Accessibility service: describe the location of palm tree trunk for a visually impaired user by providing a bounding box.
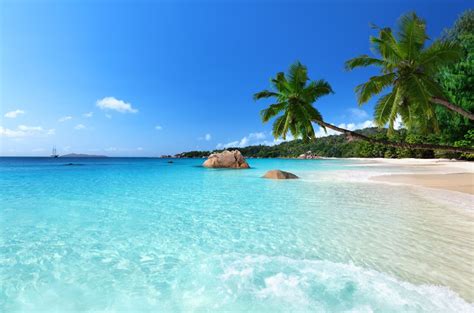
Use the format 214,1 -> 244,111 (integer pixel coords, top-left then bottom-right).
431,97 -> 474,121
316,120 -> 474,154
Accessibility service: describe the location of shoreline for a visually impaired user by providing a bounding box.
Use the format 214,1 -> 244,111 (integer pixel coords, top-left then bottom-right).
304,158 -> 473,212
371,173 -> 474,195
348,158 -> 473,195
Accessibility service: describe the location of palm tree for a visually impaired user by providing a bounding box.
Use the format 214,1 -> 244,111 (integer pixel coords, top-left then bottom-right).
254,62 -> 333,141
254,62 -> 474,153
345,12 -> 474,132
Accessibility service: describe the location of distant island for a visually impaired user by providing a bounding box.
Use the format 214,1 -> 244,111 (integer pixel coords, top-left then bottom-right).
60,153 -> 108,158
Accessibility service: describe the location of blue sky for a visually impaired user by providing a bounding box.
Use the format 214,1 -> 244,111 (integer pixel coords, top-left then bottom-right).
1,0 -> 471,156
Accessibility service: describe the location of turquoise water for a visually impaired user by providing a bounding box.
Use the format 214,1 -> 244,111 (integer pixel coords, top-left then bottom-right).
0,157 -> 473,312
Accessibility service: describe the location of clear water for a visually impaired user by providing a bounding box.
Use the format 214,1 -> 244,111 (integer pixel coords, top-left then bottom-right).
0,157 -> 472,312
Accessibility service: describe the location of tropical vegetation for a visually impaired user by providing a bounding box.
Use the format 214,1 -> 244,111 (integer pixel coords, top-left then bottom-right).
180,10 -> 473,159
436,10 -> 474,143
179,127 -> 472,160
253,11 -> 473,154
345,12 -> 473,133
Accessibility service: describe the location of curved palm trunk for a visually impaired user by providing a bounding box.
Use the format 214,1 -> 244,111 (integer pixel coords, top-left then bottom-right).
316,120 -> 474,154
431,97 -> 474,121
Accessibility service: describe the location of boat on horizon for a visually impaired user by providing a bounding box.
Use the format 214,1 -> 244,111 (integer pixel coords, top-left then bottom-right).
51,147 -> 59,158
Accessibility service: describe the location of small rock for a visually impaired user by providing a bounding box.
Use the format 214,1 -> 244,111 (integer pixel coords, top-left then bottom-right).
262,170 -> 298,179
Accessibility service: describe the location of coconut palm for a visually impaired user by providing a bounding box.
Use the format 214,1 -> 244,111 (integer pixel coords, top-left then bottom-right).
254,61 -> 474,153
345,12 -> 474,132
253,62 -> 333,142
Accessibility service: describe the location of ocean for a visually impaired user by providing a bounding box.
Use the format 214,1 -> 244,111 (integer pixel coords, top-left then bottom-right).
0,157 -> 472,312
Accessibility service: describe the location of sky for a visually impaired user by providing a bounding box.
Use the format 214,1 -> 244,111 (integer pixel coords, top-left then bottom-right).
0,0 -> 471,156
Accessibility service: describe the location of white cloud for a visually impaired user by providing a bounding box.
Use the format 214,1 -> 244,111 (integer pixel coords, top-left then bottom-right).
18,125 -> 42,131
74,124 -> 85,130
314,118 -> 404,138
393,115 -> 403,130
198,133 -> 212,141
58,116 -> 73,122
216,132 -> 287,149
105,114 -> 112,119
155,125 -> 163,130
217,119 -> 383,149
137,147 -> 143,151
96,97 -> 138,113
215,121 -> 378,148
105,147 -> 117,151
348,108 -> 369,120
4,109 -> 25,118
314,120 -> 375,138
0,125 -> 55,138
83,112 -> 93,118
341,120 -> 375,131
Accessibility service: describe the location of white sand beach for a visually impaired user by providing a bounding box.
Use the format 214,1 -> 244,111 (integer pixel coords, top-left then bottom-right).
308,158 -> 473,212
372,173 -> 473,194
357,158 -> 473,195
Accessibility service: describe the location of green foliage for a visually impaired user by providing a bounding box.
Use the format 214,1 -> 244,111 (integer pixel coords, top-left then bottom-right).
436,10 -> 474,143
346,12 -> 463,133
454,130 -> 474,160
180,127 -> 462,159
254,61 -> 333,142
177,150 -> 209,158
204,10 -> 474,161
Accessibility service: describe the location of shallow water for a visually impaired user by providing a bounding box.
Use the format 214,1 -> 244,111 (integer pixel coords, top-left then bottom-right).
0,157 -> 473,312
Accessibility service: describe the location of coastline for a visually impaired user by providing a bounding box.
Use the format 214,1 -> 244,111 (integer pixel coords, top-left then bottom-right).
372,173 -> 473,195
352,158 -> 473,195
304,158 -> 473,213
334,158 -> 473,194
305,158 -> 474,301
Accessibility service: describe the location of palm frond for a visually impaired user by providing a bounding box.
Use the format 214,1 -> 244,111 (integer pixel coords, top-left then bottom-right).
271,72 -> 289,93
272,115 -> 286,139
282,110 -> 293,140
404,74 -> 433,119
370,28 -> 402,62
418,74 -> 445,99
388,89 -> 402,132
306,105 -> 324,124
291,104 -> 317,142
374,91 -> 397,127
288,61 -> 308,90
397,12 -> 427,60
304,79 -> 334,103
260,102 -> 287,123
419,40 -> 463,71
355,73 -> 395,104
312,79 -> 334,95
253,90 -> 279,100
255,62 -> 333,141
345,55 -> 386,71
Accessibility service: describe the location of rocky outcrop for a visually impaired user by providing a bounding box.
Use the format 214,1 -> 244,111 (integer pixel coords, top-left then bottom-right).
262,170 -> 298,179
203,150 -> 250,169
297,150 -> 321,159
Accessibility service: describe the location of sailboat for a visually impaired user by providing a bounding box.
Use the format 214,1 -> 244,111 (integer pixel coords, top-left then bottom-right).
51,146 -> 59,158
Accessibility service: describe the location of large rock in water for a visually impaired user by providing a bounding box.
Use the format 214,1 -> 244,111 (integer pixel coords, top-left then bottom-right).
203,150 -> 250,169
262,170 -> 298,179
